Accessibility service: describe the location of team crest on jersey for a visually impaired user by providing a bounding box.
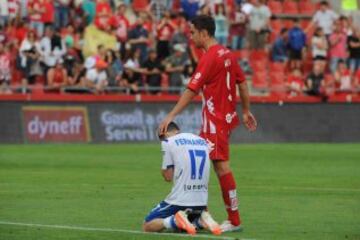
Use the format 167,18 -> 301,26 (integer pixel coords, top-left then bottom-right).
224,59 -> 231,67
195,72 -> 201,79
191,72 -> 202,84
225,112 -> 237,123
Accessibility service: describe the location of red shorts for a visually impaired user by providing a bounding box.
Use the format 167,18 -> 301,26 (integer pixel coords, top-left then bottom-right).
200,129 -> 230,161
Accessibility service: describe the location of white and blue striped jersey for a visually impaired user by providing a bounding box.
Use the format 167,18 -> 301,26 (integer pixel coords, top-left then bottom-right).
161,133 -> 210,206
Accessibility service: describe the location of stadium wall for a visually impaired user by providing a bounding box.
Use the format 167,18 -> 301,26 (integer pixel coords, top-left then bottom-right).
0,102 -> 359,143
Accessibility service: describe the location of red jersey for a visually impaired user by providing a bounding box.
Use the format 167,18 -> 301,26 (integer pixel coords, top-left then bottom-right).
157,23 -> 175,41
28,0 -> 44,22
188,44 -> 245,133
42,1 -> 54,23
114,15 -> 130,42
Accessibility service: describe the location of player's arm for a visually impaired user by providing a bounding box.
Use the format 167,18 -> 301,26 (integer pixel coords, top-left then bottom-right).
158,89 -> 197,135
158,56 -> 210,135
162,168 -> 174,182
238,82 -> 257,132
161,141 -> 174,182
234,56 -> 257,132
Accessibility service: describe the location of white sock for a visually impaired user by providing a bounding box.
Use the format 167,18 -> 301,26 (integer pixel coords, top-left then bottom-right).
163,216 -> 176,229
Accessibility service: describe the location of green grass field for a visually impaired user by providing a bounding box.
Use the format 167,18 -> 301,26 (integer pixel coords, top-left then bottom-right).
0,144 -> 359,240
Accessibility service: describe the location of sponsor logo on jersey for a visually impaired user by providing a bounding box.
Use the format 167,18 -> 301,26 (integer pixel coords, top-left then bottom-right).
183,184 -> 208,191
206,96 -> 215,115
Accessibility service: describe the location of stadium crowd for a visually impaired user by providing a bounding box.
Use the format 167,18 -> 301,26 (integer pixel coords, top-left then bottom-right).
0,0 -> 359,98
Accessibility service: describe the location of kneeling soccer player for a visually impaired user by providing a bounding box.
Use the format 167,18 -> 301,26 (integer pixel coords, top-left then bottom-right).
143,122 -> 221,235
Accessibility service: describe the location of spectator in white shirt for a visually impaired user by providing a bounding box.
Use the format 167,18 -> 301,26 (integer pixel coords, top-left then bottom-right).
85,58 -> 108,94
311,27 -> 328,72
307,1 -> 339,36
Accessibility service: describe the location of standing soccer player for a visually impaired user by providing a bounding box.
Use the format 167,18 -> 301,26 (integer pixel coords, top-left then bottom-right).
158,15 -> 257,232
143,122 -> 221,235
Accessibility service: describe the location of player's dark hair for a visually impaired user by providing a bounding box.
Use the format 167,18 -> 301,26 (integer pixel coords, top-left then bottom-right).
320,1 -> 329,6
158,122 -> 180,141
191,15 -> 216,37
167,122 -> 180,132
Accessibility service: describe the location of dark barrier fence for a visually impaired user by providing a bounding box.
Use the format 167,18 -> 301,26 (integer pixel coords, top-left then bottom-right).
0,102 -> 359,143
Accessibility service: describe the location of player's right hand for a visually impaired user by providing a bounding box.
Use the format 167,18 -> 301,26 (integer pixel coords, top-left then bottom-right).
158,115 -> 174,136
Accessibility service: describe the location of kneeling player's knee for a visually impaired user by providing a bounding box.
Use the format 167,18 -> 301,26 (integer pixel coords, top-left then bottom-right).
143,223 -> 151,232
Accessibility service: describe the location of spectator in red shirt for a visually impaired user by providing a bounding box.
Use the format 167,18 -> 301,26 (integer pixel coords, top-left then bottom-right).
286,68 -> 305,97
113,3 -> 130,59
329,21 -> 348,73
0,43 -> 11,94
28,0 -> 46,37
8,0 -> 20,21
354,68 -> 360,93
14,20 -> 29,45
156,11 -> 176,61
94,0 -> 112,31
43,0 -> 55,27
334,60 -> 353,93
47,58 -> 68,92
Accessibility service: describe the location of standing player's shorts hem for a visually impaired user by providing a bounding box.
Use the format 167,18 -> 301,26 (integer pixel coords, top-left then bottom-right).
144,201 -> 206,222
200,129 -> 230,161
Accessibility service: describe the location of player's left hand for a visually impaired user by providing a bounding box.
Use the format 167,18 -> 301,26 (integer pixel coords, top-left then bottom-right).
243,111 -> 257,132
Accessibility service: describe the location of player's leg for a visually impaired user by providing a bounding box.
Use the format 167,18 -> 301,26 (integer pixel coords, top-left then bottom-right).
213,160 -> 242,232
143,201 -> 196,234
201,130 -> 242,232
143,218 -> 169,232
143,201 -> 179,232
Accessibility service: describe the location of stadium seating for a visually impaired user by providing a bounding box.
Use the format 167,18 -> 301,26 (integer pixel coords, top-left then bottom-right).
252,71 -> 268,89
282,1 -> 299,15
268,0 -> 283,15
269,62 -> 287,73
250,60 -> 267,72
269,72 -> 286,93
299,1 -> 316,15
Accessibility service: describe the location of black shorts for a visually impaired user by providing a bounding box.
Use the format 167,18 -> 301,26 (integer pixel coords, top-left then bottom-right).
289,49 -> 302,60
313,55 -> 326,61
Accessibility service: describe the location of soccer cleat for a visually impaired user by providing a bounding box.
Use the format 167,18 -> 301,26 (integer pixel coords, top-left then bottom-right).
220,220 -> 243,232
175,211 -> 196,235
199,211 -> 222,235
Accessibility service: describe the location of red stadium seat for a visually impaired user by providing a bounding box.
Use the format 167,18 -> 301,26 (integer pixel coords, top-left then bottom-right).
249,50 -> 268,61
300,19 -> 311,29
270,19 -> 283,33
299,1 -> 316,15
282,1 -> 299,15
269,72 -> 286,92
252,71 -> 268,89
251,60 -> 268,72
268,0 -> 283,15
269,62 -> 286,72
233,49 -> 249,60
283,19 -> 294,29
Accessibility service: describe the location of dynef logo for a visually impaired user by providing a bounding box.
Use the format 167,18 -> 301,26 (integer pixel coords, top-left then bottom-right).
22,106 -> 91,143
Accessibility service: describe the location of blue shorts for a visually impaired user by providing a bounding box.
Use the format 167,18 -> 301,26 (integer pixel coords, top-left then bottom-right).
144,201 -> 206,222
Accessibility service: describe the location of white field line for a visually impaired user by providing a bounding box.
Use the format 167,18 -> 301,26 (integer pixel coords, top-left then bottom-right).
239,185 -> 360,193
0,221 -> 255,240
0,184 -> 359,193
